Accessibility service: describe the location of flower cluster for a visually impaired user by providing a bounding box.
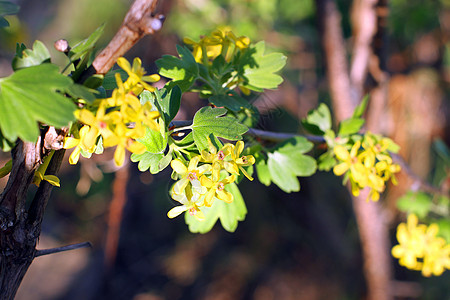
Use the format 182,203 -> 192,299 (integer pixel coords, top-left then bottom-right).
183,29 -> 250,64
167,139 -> 255,221
64,57 -> 160,166
333,132 -> 401,201
392,214 -> 450,277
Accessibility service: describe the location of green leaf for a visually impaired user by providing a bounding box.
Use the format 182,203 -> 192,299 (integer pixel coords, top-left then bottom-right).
396,191 -> 432,219
103,69 -> 128,90
144,86 -> 181,124
131,152 -> 164,174
0,64 -> 76,142
255,158 -> 271,186
137,127 -> 167,154
338,118 -> 365,136
0,1 -> 19,16
185,182 -> 247,233
240,41 -> 286,90
0,129 -> 14,151
436,218 -> 450,244
65,83 -> 97,103
317,150 -> 337,171
156,45 -> 199,92
267,137 -> 317,192
12,40 -> 51,70
209,93 -> 252,112
302,103 -> 332,135
69,24 -> 105,62
0,1 -> 19,28
353,94 -> 369,118
192,107 -> 248,150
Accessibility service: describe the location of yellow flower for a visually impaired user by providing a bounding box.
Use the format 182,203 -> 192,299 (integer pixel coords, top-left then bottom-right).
200,163 -> 236,206
168,184 -> 205,221
104,123 -> 146,166
333,141 -> 368,189
171,156 -> 211,195
200,138 -> 233,167
226,140 -> 255,181
117,57 -> 160,93
64,125 -> 97,164
392,214 -> 450,277
184,29 -> 251,64
74,102 -> 115,150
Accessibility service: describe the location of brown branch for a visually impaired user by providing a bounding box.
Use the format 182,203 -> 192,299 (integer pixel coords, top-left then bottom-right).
316,0 -> 356,121
92,0 -> 164,74
35,242 -> 92,258
104,162 -> 130,267
317,1 -> 392,299
350,0 -> 378,101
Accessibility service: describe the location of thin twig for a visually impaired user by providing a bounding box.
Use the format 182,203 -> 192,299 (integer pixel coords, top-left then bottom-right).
391,153 -> 448,197
35,242 -> 92,258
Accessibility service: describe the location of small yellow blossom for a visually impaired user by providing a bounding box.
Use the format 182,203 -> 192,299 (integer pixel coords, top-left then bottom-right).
333,133 -> 401,201
200,163 -> 236,206
69,57 -> 162,167
168,184 -> 205,221
226,140 -> 255,181
392,214 -> 450,277
117,57 -> 160,93
64,125 -> 97,164
171,156 -> 211,195
184,29 -> 250,64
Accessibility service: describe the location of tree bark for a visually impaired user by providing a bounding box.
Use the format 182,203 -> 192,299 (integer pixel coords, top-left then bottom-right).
316,0 -> 392,299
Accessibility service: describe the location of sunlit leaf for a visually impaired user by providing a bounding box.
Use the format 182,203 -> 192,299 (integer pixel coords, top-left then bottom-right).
0,64 -> 76,142
240,41 -> 286,90
156,45 -> 199,92
12,40 -> 51,70
185,182 -> 247,233
192,107 -> 248,150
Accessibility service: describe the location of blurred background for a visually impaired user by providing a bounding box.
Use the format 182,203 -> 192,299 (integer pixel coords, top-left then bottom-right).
0,0 -> 449,299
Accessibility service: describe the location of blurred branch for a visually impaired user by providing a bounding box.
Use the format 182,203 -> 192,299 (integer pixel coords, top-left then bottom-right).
104,161 -> 130,267
316,0 -> 356,120
35,242 -> 92,258
316,0 -> 392,299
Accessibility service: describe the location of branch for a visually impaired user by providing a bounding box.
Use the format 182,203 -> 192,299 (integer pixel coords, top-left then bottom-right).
92,0 -> 164,74
316,1 -> 392,299
35,242 -> 92,258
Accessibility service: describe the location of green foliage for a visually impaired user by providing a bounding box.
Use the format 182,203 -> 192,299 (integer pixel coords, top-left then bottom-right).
260,137 -> 317,192
191,107 -> 248,150
69,24 -> 105,62
352,95 -> 369,118
141,86 -> 181,124
0,0 -> 19,28
137,127 -> 168,154
240,41 -> 287,90
185,182 -> 247,233
0,64 -> 76,143
12,40 -> 51,70
436,218 -> 450,244
338,118 -> 365,136
156,45 -> 199,92
397,191 -> 433,219
131,151 -> 171,174
209,93 -> 253,112
301,103 -> 332,135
